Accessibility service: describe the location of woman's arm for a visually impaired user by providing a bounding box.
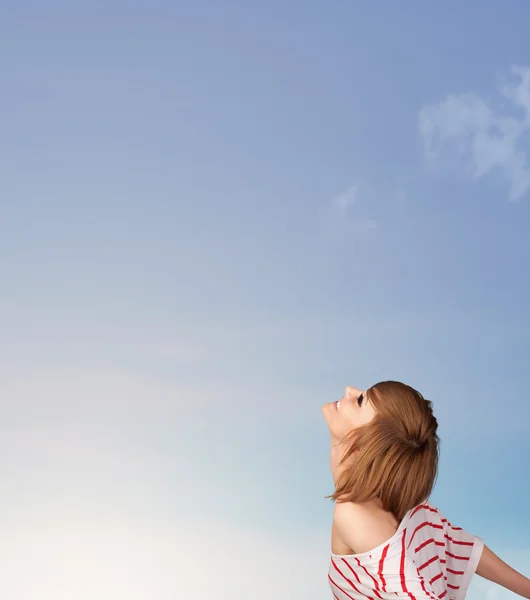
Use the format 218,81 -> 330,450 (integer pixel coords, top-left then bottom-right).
477,544 -> 530,598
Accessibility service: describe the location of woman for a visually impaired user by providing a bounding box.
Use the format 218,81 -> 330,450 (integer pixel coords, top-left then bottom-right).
322,382 -> 530,600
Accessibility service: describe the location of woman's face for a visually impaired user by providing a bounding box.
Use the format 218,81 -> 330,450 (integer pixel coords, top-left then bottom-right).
322,385 -> 377,441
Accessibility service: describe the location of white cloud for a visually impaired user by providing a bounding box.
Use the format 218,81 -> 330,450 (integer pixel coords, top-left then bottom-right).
333,183 -> 358,217
328,182 -> 379,238
419,65 -> 530,201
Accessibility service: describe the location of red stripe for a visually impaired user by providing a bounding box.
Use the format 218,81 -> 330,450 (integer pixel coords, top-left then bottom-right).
329,574 -> 356,600
445,534 -> 473,546
342,560 -> 362,584
447,584 -> 460,590
378,544 -> 389,592
400,532 -> 407,591
418,574 -> 439,600
415,538 -> 434,553
333,594 -> 340,600
419,555 -> 438,571
400,530 -> 417,600
447,550 -> 471,561
408,521 -> 444,548
410,504 -> 435,518
440,517 -> 463,532
439,591 -> 447,598
415,538 -> 444,553
429,572 -> 443,585
355,557 -> 384,598
447,567 -> 465,575
331,558 -> 376,600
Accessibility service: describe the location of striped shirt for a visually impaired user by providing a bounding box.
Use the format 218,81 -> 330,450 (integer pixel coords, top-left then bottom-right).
328,502 -> 484,600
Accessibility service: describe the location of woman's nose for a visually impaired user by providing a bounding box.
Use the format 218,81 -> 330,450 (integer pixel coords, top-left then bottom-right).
345,385 -> 362,399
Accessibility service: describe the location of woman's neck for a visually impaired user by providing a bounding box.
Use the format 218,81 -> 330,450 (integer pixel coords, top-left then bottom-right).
330,437 -> 345,484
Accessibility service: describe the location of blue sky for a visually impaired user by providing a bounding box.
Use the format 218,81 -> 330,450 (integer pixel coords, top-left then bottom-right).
1,1 -> 530,598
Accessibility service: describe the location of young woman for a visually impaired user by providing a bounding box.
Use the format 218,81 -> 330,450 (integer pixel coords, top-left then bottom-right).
322,381 -> 530,600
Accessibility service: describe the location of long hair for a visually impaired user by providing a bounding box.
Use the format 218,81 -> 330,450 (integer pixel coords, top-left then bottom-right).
326,381 -> 440,522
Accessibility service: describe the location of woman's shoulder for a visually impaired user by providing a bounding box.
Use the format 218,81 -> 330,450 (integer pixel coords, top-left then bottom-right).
333,501 -> 400,556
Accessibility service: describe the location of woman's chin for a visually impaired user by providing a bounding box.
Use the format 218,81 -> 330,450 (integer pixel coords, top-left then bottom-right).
321,402 -> 337,428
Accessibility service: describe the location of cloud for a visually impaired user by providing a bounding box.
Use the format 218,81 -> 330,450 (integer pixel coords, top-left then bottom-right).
332,183 -> 358,217
419,66 -> 530,201
328,182 -> 378,237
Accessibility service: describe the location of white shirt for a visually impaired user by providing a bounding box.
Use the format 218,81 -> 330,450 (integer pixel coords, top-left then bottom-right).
328,502 -> 484,600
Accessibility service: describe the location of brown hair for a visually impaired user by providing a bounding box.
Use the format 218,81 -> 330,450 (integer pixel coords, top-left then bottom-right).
326,381 -> 440,522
